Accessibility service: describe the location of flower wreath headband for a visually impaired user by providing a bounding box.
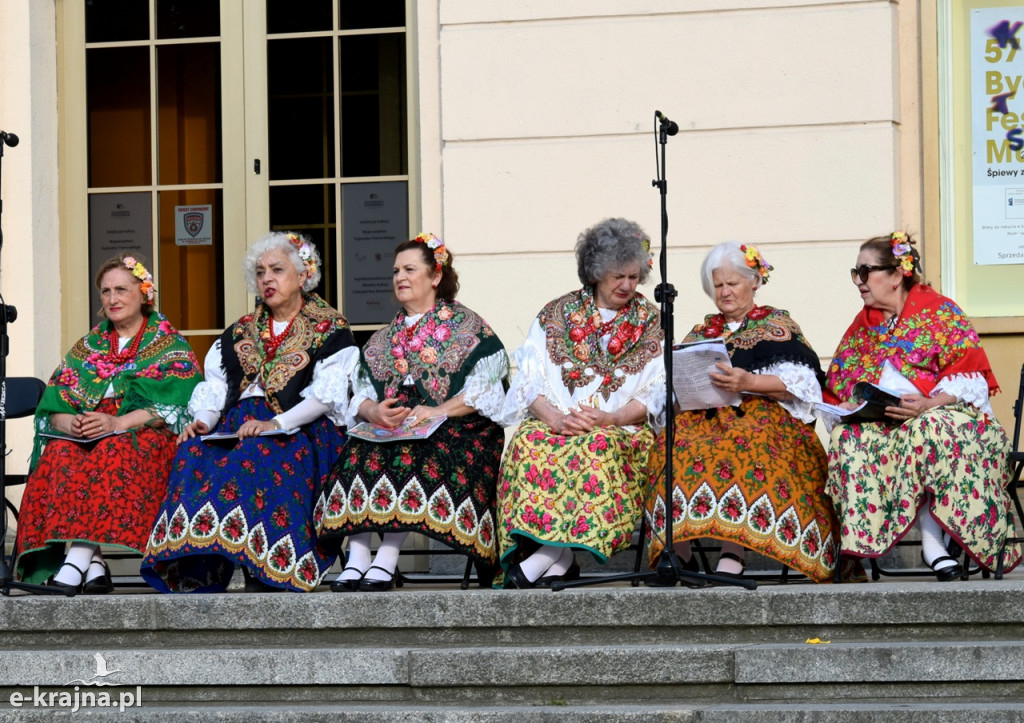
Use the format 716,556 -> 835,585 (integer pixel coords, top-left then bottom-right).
740,244 -> 773,285
414,232 -> 449,273
286,233 -> 318,277
122,256 -> 155,302
889,231 -> 919,277
640,237 -> 654,270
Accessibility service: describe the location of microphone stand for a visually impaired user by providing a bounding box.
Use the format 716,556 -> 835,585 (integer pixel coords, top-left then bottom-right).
0,131 -> 69,596
553,112 -> 754,591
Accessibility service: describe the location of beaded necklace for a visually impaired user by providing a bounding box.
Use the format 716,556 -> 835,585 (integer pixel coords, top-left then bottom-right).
260,306 -> 302,360
105,320 -> 148,365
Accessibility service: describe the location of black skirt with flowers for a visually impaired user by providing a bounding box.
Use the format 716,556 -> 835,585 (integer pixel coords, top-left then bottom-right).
314,393 -> 503,567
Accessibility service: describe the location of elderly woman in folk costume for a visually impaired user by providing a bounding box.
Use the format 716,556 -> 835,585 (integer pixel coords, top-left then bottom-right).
141,232 -> 357,592
824,232 -> 1020,581
315,233 -> 509,592
496,217 -> 665,588
644,242 -> 838,584
15,255 -> 201,593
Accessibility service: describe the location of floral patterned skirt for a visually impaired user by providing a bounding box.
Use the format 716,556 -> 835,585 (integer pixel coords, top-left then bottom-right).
826,403 -> 1021,573
644,397 -> 839,583
496,419 -> 655,584
15,398 -> 178,584
315,413 -> 503,566
141,397 -> 345,592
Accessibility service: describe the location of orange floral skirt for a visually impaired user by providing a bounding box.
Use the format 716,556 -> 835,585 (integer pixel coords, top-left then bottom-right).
645,396 -> 839,582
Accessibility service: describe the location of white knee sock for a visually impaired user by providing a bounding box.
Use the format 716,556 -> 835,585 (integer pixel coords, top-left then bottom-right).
55,544 -> 96,585
519,545 -> 564,582
364,532 -> 408,582
542,547 -> 575,578
341,533 -> 373,581
85,548 -> 106,583
715,542 -> 745,575
919,512 -> 957,571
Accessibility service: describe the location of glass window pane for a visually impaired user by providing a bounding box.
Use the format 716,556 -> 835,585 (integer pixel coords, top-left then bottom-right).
88,47 -> 152,188
340,34 -> 407,177
267,38 -> 335,180
158,189 -> 225,331
266,0 -> 332,34
157,43 -> 223,185
269,185 -> 336,306
339,1 -> 405,30
86,0 -> 149,43
156,0 -> 220,39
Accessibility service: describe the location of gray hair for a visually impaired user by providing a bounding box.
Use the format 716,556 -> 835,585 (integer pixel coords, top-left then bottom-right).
575,217 -> 652,286
699,241 -> 762,299
242,231 -> 322,293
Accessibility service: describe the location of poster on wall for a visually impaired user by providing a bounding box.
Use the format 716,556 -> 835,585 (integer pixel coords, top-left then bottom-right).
174,204 -> 213,246
341,181 -> 407,324
971,7 -> 1024,265
88,192 -> 152,320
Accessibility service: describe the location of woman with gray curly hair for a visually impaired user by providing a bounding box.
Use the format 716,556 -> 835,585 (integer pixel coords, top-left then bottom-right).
495,218 -> 666,588
141,231 -> 359,593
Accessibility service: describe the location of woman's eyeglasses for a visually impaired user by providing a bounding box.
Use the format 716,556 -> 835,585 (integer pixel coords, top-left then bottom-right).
850,264 -> 898,284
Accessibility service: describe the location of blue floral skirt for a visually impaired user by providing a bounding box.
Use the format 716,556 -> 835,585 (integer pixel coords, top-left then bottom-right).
141,397 -> 345,592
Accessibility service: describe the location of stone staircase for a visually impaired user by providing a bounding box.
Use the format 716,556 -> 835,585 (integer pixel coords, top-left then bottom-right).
1,574 -> 1024,720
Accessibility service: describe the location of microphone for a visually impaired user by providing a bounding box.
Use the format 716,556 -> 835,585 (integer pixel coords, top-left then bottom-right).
655,111 -> 678,136
0,131 -> 19,147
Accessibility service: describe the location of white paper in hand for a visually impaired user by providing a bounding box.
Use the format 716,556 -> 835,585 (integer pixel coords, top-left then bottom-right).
671,339 -> 743,411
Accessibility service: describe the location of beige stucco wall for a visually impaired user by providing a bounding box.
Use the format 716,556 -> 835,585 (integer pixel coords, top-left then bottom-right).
427,0 -> 916,397
0,0 -> 61,483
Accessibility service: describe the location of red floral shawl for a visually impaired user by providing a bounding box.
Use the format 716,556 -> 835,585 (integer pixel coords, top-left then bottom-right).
824,284 -> 998,404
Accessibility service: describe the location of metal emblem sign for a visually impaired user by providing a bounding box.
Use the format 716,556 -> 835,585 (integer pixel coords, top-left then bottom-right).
175,205 -> 213,246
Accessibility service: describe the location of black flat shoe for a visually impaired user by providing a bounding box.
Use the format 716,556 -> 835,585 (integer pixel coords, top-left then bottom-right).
82,561 -> 114,595
330,566 -> 365,592
923,553 -> 963,582
358,565 -> 400,592
46,561 -> 85,596
505,563 -> 535,589
644,553 -> 702,588
536,559 -> 581,588
243,567 -> 285,592
710,551 -> 746,585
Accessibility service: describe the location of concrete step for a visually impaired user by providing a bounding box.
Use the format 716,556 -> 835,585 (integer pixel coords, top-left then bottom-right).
3,703 -> 1024,722
2,579 -> 1024,713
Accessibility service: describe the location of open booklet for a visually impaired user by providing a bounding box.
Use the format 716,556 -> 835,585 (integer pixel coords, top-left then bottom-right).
815,381 -> 902,424
40,429 -> 129,444
671,339 -> 743,411
347,415 -> 448,443
201,427 -> 299,442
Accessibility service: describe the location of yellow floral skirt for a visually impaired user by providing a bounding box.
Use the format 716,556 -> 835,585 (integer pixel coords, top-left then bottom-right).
496,419 -> 655,582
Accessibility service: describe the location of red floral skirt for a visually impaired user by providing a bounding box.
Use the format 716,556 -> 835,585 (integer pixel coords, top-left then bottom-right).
15,398 -> 178,584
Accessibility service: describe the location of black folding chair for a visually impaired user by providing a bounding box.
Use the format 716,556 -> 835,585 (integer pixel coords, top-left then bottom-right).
2,377 -> 46,523
996,362 -> 1024,580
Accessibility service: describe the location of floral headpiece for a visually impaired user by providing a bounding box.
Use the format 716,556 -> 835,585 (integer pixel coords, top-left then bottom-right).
122,256 -> 155,302
414,232 -> 448,273
641,237 -> 654,270
739,244 -> 773,285
889,231 -> 918,277
287,233 -> 317,277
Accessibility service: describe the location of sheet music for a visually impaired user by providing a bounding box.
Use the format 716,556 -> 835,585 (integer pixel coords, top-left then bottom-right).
671,340 -> 742,411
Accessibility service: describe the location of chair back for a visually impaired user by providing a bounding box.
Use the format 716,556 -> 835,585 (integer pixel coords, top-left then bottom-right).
1013,363 -> 1024,461
3,377 -> 46,420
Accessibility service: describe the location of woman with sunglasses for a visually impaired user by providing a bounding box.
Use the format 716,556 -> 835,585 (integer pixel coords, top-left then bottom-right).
824,232 -> 1019,581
